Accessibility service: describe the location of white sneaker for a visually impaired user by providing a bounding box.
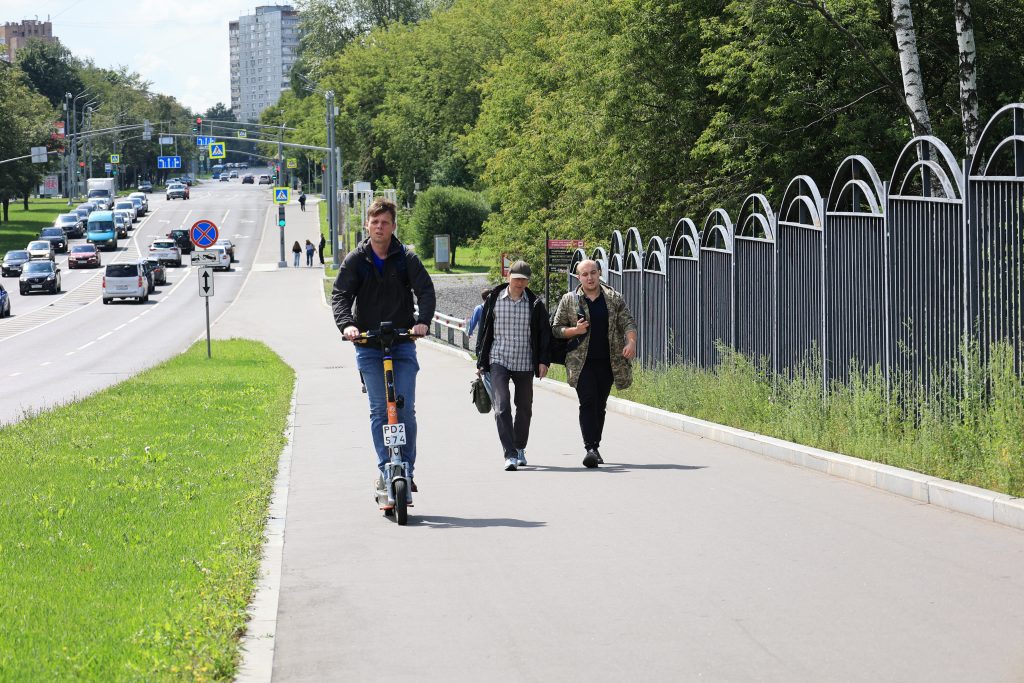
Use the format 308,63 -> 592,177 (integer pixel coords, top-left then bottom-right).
516,448 -> 527,467
504,457 -> 518,471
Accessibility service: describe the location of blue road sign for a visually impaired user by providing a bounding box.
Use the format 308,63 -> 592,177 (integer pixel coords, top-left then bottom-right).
189,219 -> 219,249
157,155 -> 182,169
274,188 -> 291,204
208,142 -> 226,159
196,136 -> 215,146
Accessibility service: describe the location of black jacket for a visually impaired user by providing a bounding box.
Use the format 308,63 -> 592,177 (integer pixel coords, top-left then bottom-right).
332,237 -> 436,338
475,283 -> 551,376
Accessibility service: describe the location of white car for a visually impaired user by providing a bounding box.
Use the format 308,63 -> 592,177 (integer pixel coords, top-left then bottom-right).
113,212 -> 130,238
26,240 -> 55,261
216,239 -> 235,262
113,199 -> 137,222
128,191 -> 149,213
206,245 -> 231,271
149,239 -> 183,267
102,262 -> 148,304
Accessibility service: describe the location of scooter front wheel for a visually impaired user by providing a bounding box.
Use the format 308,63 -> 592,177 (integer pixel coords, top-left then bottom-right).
393,479 -> 408,525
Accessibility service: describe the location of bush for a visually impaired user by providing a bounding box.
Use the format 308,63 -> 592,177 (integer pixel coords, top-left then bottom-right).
411,186 -> 489,266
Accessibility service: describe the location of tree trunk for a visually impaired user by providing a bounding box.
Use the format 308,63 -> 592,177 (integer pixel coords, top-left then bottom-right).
23,194 -> 29,211
450,243 -> 457,268
2,198 -> 8,223
955,0 -> 980,156
891,0 -> 932,136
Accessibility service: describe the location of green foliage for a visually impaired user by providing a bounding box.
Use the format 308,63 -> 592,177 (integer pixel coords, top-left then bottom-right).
410,185 -> 489,265
0,340 -> 294,680
14,38 -> 84,108
0,66 -> 54,216
0,198 -> 69,253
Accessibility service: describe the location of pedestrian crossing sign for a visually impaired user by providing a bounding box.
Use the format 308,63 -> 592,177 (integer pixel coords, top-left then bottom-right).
274,187 -> 290,204
208,142 -> 226,159
286,158 -> 297,169
109,154 -> 120,164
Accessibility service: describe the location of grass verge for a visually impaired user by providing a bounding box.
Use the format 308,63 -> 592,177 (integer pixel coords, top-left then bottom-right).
0,339 -> 295,681
0,198 -> 72,254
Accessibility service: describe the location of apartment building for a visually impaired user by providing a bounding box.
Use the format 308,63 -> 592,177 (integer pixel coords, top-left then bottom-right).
229,5 -> 301,122
0,19 -> 56,62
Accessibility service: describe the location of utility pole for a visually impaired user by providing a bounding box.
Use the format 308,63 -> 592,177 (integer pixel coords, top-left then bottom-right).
325,90 -> 337,267
277,122 -> 287,268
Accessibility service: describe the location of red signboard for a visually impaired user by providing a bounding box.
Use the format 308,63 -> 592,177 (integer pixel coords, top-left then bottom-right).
547,239 -> 585,249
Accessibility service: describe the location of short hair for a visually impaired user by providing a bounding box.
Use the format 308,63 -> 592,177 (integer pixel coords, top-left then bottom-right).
575,259 -> 601,274
481,289 -> 490,301
367,197 -> 397,223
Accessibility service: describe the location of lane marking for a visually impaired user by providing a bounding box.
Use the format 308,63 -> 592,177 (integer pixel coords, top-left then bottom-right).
65,351 -> 75,356
10,372 -> 22,377
97,331 -> 113,339
40,361 -> 51,366
114,324 -> 126,331
77,341 -> 94,350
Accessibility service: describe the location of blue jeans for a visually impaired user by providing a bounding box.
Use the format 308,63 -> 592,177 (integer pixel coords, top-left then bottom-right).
293,252 -> 300,266
355,342 -> 419,477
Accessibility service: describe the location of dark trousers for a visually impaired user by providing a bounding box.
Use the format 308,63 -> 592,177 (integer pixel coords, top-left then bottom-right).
576,358 -> 613,450
318,246 -> 325,264
490,363 -> 534,459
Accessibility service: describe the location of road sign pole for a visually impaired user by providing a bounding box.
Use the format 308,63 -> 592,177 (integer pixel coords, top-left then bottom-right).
206,297 -> 211,359
326,91 -> 336,267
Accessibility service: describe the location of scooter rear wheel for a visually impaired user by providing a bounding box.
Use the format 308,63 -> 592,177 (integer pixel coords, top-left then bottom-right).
393,479 -> 408,525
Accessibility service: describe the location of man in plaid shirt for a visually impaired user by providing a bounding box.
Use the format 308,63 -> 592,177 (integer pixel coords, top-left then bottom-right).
475,260 -> 552,470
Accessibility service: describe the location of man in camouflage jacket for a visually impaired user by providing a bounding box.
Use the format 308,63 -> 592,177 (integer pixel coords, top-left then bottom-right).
552,259 -> 637,468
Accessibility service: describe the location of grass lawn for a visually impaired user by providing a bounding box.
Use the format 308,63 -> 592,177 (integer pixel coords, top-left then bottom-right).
0,339 -> 294,681
0,198 -> 72,254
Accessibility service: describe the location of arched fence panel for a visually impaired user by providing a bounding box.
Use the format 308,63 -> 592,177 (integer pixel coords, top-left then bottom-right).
776,176 -> 825,377
622,247 -> 644,364
590,247 -> 609,283
608,230 -> 624,293
567,248 -> 587,293
641,237 -> 668,367
700,210 -> 735,367
888,136 -> 966,390
825,155 -> 888,383
734,194 -> 776,369
968,104 -> 1024,373
668,218 -> 701,365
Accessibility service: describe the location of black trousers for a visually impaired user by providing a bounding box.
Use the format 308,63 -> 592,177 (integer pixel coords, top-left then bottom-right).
490,363 -> 534,459
576,358 -> 613,450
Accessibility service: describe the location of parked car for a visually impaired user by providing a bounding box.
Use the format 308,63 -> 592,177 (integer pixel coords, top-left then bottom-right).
138,180 -> 153,193
54,213 -> 85,239
166,182 -> 189,200
242,174 -> 255,184
113,199 -> 137,222
2,250 -> 31,277
216,239 -> 235,261
113,212 -> 130,239
149,239 -> 182,267
38,227 -> 68,253
137,259 -> 156,293
146,256 -> 167,285
258,174 -> 272,185
19,260 -> 61,295
0,283 -> 9,318
67,244 -> 101,269
26,240 -> 56,261
102,262 -> 148,303
86,211 -> 118,251
167,228 -> 193,255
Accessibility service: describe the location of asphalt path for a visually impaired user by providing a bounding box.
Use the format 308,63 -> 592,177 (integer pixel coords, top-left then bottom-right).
0,174 -> 280,424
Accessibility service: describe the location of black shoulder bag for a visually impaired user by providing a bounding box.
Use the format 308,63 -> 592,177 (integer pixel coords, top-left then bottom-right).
549,295 -> 587,366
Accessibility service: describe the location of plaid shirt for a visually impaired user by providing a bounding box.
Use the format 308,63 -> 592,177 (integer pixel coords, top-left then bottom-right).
488,288 -> 533,372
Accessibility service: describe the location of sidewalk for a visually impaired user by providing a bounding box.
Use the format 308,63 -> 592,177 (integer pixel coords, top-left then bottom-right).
213,201 -> 1024,682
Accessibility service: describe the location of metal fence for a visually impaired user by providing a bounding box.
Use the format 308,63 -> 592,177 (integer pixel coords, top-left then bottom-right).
578,104 -> 1024,389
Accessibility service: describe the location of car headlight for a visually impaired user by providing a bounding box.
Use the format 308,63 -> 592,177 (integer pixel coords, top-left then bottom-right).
46,274 -> 55,280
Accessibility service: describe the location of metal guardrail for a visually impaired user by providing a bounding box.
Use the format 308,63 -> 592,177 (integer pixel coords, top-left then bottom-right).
431,312 -> 471,350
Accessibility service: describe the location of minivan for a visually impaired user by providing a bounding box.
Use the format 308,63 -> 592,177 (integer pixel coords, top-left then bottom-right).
86,211 -> 118,251
102,262 -> 148,304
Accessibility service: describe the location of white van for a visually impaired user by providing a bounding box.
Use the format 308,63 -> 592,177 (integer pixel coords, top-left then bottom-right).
102,262 -> 148,304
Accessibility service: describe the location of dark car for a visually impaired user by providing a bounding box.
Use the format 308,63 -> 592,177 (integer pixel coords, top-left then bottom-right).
68,244 -> 101,269
137,259 -> 157,293
54,213 -> 85,239
0,283 -> 10,318
19,260 -> 61,295
138,180 -> 153,193
167,228 -> 193,255
145,256 -> 167,285
72,206 -> 91,224
242,174 -> 254,184
2,250 -> 31,277
39,227 -> 68,253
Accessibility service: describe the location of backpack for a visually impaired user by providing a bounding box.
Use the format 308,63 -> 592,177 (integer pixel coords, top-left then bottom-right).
548,294 -> 587,365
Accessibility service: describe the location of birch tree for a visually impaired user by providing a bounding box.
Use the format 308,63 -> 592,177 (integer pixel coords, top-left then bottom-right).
891,0 -> 932,136
955,0 -> 980,156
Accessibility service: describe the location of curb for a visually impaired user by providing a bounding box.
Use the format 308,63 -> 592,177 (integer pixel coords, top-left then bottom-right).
533,376 -> 1024,532
235,384 -> 297,682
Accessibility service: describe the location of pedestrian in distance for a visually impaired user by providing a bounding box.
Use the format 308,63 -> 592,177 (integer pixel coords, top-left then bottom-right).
466,289 -> 490,337
318,233 -> 326,265
475,260 -> 551,471
552,259 -> 636,468
305,239 -> 315,267
332,197 -> 436,492
299,192 -> 307,212
292,240 -> 302,267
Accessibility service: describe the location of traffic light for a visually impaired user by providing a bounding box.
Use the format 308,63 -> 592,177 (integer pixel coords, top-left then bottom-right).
277,206 -> 286,228
192,126 -> 198,133
196,117 -> 203,125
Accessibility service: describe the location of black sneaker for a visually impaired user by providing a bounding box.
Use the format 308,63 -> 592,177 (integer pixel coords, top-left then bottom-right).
595,449 -> 604,465
582,449 -> 600,468
411,479 -> 418,493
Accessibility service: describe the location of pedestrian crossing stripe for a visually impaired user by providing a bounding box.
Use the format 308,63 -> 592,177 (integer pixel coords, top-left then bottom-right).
274,187 -> 290,204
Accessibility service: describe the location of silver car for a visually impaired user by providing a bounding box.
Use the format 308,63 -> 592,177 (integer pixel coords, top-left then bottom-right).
26,240 -> 55,261
102,262 -> 148,304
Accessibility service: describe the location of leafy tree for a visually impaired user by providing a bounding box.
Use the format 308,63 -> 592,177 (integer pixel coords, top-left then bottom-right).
410,185 -> 489,265
14,38 -> 84,108
0,66 -> 54,219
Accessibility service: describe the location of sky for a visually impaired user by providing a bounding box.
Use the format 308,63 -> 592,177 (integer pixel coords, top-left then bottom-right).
3,0 -> 295,113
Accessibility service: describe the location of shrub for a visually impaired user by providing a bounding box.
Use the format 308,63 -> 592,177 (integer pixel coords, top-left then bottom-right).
411,186 -> 490,266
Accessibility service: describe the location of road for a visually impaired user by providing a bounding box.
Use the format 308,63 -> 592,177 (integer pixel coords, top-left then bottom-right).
0,175 -> 281,424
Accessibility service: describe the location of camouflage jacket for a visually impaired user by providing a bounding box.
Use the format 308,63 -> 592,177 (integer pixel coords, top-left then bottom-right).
552,283 -> 636,389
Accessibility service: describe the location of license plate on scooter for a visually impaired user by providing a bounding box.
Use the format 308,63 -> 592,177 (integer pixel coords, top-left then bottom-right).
382,423 -> 406,446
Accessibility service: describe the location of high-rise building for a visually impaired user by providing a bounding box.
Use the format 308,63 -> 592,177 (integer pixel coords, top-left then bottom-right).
229,5 -> 300,122
0,19 -> 56,63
